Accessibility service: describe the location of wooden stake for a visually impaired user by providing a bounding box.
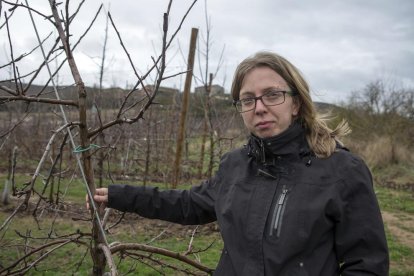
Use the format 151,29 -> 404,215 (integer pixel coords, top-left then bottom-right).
172,28 -> 198,188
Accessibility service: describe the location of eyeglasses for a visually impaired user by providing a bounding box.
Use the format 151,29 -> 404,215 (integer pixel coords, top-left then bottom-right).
233,90 -> 298,113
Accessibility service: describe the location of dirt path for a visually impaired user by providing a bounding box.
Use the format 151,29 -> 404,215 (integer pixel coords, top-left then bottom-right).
382,211 -> 414,250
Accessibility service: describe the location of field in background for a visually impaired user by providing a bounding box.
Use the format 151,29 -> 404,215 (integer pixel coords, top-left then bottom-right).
1,80 -> 413,274
1,172 -> 413,275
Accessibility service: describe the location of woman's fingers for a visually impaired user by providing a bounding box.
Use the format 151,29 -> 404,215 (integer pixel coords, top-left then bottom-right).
85,188 -> 108,210
85,194 -> 90,210
94,188 -> 108,203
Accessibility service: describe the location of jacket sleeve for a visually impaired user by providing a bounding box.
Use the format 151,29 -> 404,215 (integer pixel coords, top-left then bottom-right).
335,155 -> 389,275
107,175 -> 218,225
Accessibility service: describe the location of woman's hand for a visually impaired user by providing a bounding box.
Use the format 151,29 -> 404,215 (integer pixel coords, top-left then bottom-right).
85,188 -> 108,210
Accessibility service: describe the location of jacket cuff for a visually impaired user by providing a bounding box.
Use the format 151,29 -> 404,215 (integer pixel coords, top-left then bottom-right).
108,184 -> 131,212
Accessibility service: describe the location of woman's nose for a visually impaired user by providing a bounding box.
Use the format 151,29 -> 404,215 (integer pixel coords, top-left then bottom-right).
254,98 -> 267,114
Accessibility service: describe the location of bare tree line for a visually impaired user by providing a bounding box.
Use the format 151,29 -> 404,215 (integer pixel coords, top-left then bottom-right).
340,79 -> 414,170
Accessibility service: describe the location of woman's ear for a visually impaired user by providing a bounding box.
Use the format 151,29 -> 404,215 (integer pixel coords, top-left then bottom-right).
292,98 -> 300,116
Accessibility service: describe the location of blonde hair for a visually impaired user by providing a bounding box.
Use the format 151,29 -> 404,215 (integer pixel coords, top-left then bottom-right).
231,51 -> 350,158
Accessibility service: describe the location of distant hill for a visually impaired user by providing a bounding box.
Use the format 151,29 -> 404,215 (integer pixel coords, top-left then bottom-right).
1,82 -> 342,115
314,101 -> 342,113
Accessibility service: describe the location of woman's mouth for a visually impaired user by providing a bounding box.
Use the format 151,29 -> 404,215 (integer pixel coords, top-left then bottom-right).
255,121 -> 273,129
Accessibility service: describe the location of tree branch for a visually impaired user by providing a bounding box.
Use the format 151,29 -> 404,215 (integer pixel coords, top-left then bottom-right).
110,243 -> 214,274
98,243 -> 118,275
0,95 -> 78,106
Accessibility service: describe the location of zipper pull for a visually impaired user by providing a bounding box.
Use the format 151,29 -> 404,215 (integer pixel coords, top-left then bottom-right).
278,188 -> 288,205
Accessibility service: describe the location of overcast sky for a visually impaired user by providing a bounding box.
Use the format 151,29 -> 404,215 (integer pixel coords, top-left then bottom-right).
1,0 -> 413,104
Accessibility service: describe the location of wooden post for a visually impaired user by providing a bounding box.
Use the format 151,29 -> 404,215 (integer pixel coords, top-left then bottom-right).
172,28 -> 198,188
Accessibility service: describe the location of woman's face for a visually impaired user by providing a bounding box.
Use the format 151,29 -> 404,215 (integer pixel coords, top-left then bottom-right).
239,67 -> 299,138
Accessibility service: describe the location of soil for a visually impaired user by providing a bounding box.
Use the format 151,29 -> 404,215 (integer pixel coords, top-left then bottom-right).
382,211 -> 414,250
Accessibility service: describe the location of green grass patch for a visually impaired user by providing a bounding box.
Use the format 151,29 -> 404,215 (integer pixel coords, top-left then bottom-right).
376,186 -> 414,214
385,226 -> 414,275
0,173 -> 200,207
0,212 -> 93,275
0,210 -> 221,275
375,185 -> 414,274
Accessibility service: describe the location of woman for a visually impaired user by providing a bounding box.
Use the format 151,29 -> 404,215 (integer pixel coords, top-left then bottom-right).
89,52 -> 389,275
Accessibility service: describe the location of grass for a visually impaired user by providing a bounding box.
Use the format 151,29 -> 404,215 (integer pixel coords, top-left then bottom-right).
0,206 -> 222,275
385,226 -> 414,276
0,174 -> 221,275
0,212 -> 93,275
1,172 -> 414,274
375,185 -> 414,214
375,185 -> 414,275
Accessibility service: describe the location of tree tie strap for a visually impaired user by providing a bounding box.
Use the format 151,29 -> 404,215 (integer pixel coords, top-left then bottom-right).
73,144 -> 101,153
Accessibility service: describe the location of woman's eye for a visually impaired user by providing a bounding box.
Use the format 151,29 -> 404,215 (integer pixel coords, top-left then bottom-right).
267,92 -> 282,98
241,99 -> 255,105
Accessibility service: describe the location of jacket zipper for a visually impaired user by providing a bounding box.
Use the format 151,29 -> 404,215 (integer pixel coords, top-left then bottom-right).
269,186 -> 289,237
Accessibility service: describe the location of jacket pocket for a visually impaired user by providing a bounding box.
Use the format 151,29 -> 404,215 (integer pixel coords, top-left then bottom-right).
269,186 -> 289,237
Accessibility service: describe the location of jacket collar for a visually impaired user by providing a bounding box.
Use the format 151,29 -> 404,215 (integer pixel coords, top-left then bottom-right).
248,122 -> 308,163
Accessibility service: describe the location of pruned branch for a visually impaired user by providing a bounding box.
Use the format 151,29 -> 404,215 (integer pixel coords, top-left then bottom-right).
1,0 -> 55,25
107,12 -> 151,101
88,0 -> 195,138
110,243 -> 214,274
98,243 -> 118,276
0,95 -> 78,106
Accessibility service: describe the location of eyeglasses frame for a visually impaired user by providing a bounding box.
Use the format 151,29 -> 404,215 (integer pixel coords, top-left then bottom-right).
232,90 -> 298,113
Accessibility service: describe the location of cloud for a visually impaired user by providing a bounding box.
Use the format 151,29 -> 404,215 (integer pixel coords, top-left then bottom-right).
1,0 -> 413,104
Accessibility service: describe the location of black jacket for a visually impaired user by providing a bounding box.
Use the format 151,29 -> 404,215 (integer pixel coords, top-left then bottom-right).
108,123 -> 389,275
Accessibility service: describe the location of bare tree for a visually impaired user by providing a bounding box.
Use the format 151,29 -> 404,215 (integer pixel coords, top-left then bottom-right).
0,0 -> 220,275
193,0 -> 226,179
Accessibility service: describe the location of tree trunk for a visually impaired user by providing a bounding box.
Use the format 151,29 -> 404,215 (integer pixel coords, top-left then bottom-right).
49,2 -> 107,274
1,148 -> 13,205
143,109 -> 152,186
197,118 -> 208,179
206,74 -> 215,179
